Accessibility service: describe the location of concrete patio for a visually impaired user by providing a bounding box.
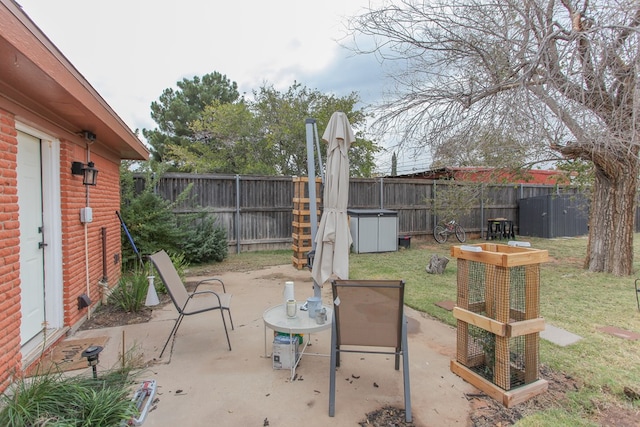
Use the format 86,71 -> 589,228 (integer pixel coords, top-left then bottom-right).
71,264 -> 476,426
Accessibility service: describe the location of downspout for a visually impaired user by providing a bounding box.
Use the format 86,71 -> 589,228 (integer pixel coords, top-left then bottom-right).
84,220 -> 90,319
99,227 -> 110,304
84,142 -> 93,318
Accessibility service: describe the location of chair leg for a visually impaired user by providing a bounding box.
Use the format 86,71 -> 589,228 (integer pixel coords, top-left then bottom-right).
220,310 -> 232,351
226,309 -> 234,330
159,313 -> 184,358
329,319 -> 338,417
402,315 -> 412,423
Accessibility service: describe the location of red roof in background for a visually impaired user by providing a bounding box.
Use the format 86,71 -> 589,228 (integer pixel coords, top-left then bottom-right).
394,167 -> 569,185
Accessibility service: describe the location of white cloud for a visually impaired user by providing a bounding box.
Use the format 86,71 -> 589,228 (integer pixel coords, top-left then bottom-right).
18,0 -> 432,174
17,0 -> 380,133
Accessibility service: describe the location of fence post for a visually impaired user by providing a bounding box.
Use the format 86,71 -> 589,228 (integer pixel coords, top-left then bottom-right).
432,181 -> 437,229
480,184 -> 485,239
520,183 -> 524,200
235,174 -> 241,254
379,177 -> 384,209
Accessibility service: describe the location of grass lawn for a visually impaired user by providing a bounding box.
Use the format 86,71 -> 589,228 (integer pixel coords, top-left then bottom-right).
191,235 -> 640,425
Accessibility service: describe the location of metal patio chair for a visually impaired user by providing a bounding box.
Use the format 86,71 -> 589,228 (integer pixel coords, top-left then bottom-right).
328,279 -> 411,422
148,250 -> 233,358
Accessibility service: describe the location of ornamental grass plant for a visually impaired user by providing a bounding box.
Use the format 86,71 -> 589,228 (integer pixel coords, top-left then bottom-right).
0,368 -> 138,427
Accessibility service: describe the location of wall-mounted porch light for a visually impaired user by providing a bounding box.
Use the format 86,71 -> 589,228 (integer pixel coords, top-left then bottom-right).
71,161 -> 99,186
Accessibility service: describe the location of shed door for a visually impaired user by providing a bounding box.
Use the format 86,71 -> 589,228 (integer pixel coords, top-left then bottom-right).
17,132 -> 46,346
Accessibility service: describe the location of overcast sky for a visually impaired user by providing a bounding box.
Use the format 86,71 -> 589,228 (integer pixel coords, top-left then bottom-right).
17,0 -> 431,174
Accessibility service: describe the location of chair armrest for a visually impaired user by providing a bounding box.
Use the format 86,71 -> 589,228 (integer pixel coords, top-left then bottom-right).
194,277 -> 226,293
189,289 -> 223,305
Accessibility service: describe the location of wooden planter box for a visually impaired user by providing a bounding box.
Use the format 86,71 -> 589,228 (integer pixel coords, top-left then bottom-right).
450,243 -> 549,408
291,177 -> 321,269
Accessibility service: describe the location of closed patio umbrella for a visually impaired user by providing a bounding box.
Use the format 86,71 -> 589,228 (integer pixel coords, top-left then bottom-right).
311,112 -> 355,287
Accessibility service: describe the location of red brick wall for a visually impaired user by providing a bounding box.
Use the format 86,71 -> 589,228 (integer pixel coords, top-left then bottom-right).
0,108 -> 124,392
60,143 -> 123,326
0,108 -> 23,391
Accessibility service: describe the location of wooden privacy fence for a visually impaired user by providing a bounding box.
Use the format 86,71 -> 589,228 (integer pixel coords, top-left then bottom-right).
134,173 -> 577,253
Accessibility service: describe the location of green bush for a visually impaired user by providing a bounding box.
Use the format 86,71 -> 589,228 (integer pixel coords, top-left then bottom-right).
109,269 -> 148,313
119,191 -> 185,269
179,214 -> 228,264
119,163 -> 186,269
119,162 -> 228,267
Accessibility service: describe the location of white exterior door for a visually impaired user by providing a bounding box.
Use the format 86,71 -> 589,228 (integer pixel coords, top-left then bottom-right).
17,131 -> 46,346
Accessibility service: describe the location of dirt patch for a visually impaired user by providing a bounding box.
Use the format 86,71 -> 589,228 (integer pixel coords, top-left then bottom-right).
595,404 -> 640,427
360,406 -> 414,426
466,365 -> 639,427
466,365 -> 576,426
78,294 -> 171,331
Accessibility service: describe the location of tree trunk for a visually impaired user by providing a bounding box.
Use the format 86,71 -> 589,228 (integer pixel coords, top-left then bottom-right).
585,163 -> 638,276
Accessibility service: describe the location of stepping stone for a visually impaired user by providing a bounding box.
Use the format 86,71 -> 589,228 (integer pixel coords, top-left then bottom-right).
540,323 -> 582,347
598,326 -> 640,340
435,300 -> 455,311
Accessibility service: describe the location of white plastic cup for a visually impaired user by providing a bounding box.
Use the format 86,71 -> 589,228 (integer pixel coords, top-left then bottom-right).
283,281 -> 295,304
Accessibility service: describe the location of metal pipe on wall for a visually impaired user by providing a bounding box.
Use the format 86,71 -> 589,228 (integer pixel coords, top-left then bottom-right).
84,142 -> 93,317
101,227 -> 107,282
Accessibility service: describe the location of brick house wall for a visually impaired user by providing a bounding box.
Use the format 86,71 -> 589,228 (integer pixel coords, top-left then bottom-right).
60,142 -> 123,327
0,108 -> 126,391
0,109 -> 22,391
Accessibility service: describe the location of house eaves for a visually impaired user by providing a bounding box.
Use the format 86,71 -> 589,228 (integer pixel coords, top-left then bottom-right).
0,0 -> 148,160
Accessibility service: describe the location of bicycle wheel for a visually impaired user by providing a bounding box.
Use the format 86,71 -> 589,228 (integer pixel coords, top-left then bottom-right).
433,225 -> 448,243
455,224 -> 466,243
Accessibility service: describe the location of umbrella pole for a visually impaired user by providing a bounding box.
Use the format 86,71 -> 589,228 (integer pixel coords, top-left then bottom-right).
305,118 -> 322,298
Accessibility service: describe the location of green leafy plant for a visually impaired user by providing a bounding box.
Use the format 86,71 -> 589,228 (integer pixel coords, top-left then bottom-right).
109,268 -> 149,313
168,252 -> 189,281
0,369 -> 137,426
470,327 -> 496,379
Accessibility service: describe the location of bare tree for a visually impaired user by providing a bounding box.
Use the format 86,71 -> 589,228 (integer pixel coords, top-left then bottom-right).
349,0 -> 640,275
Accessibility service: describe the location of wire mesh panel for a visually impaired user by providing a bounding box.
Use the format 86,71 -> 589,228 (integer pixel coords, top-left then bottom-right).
451,243 -> 548,405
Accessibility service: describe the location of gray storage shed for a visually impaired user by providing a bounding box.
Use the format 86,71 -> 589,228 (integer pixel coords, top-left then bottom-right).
518,194 -> 589,238
348,209 -> 398,253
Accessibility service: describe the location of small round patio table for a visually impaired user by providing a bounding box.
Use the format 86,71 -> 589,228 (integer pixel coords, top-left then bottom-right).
263,303 -> 332,381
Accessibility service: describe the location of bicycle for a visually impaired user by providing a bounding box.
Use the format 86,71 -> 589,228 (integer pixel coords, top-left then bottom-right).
433,220 -> 466,243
